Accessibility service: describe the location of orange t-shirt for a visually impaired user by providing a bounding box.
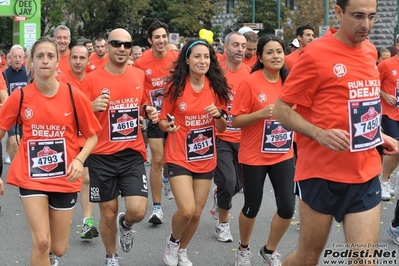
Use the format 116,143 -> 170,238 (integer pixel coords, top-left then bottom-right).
56,50 -> 71,75
58,71 -> 87,147
231,70 -> 293,165
160,77 -> 227,173
134,50 -> 178,113
378,56 -> 399,120
217,60 -> 251,143
80,66 -> 147,159
279,33 -> 381,184
0,82 -> 101,192
284,50 -> 299,71
0,73 -> 6,91
86,53 -> 109,73
242,56 -> 257,69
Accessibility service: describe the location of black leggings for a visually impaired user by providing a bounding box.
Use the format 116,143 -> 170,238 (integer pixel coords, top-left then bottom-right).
240,158 -> 295,219
0,142 -> 3,176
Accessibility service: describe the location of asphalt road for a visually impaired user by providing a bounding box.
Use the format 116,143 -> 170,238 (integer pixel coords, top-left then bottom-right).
0,162 -> 398,266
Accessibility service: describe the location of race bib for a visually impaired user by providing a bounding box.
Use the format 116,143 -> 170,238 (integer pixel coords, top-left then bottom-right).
150,88 -> 165,113
226,104 -> 241,132
349,98 -> 383,152
109,108 -> 139,141
261,120 -> 293,153
28,138 -> 67,179
9,82 -> 27,94
186,126 -> 215,162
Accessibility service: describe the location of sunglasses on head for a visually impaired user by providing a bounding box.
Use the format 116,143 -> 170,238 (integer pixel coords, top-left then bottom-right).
108,40 -> 133,49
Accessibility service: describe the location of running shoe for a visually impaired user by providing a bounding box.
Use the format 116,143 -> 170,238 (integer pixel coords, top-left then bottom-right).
210,186 -> 218,220
235,247 -> 253,266
178,249 -> 193,266
105,254 -> 119,266
387,223 -> 399,245
50,253 -> 59,266
4,153 -> 11,164
163,178 -> 174,200
258,247 -> 282,266
148,205 -> 163,224
117,212 -> 134,252
80,216 -> 99,239
381,182 -> 392,201
163,235 -> 180,266
215,222 -> 233,242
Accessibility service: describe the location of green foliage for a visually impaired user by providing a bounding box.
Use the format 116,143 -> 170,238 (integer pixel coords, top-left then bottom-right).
41,0 -> 67,36
0,17 -> 13,51
284,0 -> 335,42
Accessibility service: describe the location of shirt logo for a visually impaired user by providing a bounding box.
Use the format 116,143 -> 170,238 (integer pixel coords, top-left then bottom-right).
179,102 -> 187,111
258,93 -> 267,103
392,69 -> 398,76
64,112 -> 72,116
145,68 -> 152,76
333,63 -> 347,78
25,108 -> 33,119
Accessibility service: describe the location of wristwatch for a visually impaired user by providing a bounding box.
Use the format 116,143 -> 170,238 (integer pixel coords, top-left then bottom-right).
215,109 -> 228,120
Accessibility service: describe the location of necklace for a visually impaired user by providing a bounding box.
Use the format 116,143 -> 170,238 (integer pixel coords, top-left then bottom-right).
190,76 -> 205,91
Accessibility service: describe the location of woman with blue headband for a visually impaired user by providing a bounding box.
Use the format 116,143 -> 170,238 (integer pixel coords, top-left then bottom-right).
159,39 -> 230,266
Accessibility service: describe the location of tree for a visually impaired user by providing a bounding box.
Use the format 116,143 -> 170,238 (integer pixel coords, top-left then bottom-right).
284,0 -> 335,42
233,0 -> 289,36
0,17 -> 13,51
41,0 -> 67,36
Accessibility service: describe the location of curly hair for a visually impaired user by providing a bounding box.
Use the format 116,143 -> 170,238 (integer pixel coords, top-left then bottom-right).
251,35 -> 289,84
165,39 -> 230,104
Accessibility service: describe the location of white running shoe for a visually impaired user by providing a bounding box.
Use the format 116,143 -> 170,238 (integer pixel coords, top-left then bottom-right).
178,249 -> 193,266
163,235 -> 180,266
148,205 -> 163,224
381,182 -> 392,201
163,179 -> 174,200
258,247 -> 282,266
105,254 -> 119,266
4,153 -> 11,165
117,212 -> 134,252
215,222 -> 233,242
235,247 -> 253,266
387,223 -> 399,245
50,253 -> 59,266
210,187 -> 218,220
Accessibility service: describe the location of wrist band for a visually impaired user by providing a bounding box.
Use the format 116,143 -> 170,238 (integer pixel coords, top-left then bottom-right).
74,157 -> 84,165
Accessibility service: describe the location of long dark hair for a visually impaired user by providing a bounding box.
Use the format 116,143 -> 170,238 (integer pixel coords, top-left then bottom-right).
251,35 -> 289,84
165,39 -> 230,104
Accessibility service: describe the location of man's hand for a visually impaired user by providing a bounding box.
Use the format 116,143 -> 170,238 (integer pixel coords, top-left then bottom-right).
382,133 -> 399,155
315,129 -> 350,152
92,94 -> 110,112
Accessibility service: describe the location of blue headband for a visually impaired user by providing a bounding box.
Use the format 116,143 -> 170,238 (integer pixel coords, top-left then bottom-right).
185,40 -> 209,59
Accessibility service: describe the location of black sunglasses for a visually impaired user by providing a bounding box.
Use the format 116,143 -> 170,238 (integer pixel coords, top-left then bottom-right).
108,40 -> 133,49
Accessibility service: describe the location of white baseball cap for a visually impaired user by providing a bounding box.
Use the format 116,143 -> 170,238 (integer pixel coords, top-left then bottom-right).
290,38 -> 299,48
238,26 -> 259,35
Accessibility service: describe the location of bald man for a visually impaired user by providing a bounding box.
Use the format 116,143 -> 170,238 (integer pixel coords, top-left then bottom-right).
80,28 -> 158,266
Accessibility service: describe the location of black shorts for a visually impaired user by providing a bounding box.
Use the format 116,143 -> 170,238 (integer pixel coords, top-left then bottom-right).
381,115 -> 399,139
165,163 -> 214,180
19,187 -> 78,210
88,149 -> 148,202
294,176 -> 380,222
147,122 -> 167,139
7,124 -> 22,137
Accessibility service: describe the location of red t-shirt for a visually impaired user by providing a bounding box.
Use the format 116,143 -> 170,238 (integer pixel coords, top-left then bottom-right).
0,73 -> 6,91
284,50 -> 299,71
0,82 -> 101,192
134,50 -> 178,113
80,66 -> 147,159
56,50 -> 71,75
160,77 -> 227,173
242,56 -> 257,69
231,70 -> 294,165
86,53 -> 109,73
378,56 -> 399,120
217,60 -> 251,143
279,33 -> 381,184
58,71 -> 87,147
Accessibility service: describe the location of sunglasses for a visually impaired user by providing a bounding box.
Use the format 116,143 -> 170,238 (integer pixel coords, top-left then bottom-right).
108,40 -> 133,49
